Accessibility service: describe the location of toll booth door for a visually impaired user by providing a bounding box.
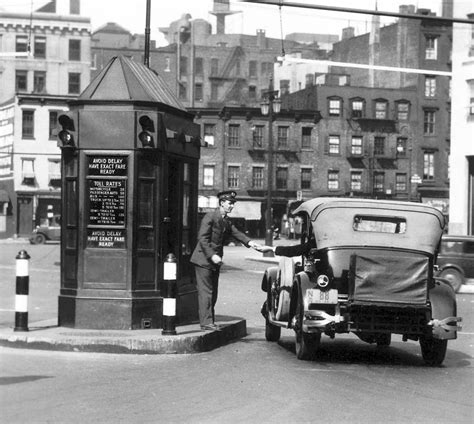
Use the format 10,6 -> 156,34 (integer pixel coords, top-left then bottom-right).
166,158 -> 197,289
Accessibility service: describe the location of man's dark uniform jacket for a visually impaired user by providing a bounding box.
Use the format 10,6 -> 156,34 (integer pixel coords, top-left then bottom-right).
190,209 -> 252,270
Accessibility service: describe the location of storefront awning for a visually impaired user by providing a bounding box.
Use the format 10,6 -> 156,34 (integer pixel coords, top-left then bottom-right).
229,201 -> 262,220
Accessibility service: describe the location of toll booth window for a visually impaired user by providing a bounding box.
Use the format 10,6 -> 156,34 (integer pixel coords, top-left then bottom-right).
182,163 -> 193,255
353,215 -> 406,234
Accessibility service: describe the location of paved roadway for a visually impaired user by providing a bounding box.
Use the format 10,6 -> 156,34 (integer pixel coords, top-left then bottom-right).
0,241 -> 473,423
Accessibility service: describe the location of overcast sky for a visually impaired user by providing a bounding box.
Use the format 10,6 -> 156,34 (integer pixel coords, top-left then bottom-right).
0,0 -> 445,46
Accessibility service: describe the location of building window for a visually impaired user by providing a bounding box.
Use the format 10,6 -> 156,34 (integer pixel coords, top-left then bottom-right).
21,158 -> 35,185
374,137 -> 385,156
328,135 -> 340,155
34,36 -> 46,58
279,80 -> 290,96
203,124 -> 215,146
210,82 -> 218,101
15,70 -> 28,92
195,57 -> 203,76
16,35 -> 28,52
351,99 -> 364,118
49,111 -> 58,140
228,125 -> 240,147
228,166 -> 240,188
249,85 -> 256,99
305,73 -> 314,88
425,36 -> 438,60
328,170 -> 339,190
396,138 -> 407,157
203,165 -> 215,187
301,127 -> 312,149
179,82 -> 187,100
179,56 -> 188,76
69,39 -> 81,61
301,168 -> 312,189
277,126 -> 289,148
328,98 -> 342,116
252,166 -> 264,189
276,167 -> 288,189
375,101 -> 387,119
253,125 -> 264,148
374,172 -> 385,192
262,62 -> 273,76
68,73 -> 80,94
234,60 -> 241,76
211,58 -> 218,76
351,136 -> 363,155
33,71 -> 46,93
48,159 -> 61,188
396,173 -> 407,192
423,152 -> 435,180
249,61 -> 257,78
425,76 -> 436,97
164,57 -> 171,72
351,172 -> 362,191
396,102 -> 410,121
424,110 -> 436,135
22,110 -> 35,139
194,83 -> 203,102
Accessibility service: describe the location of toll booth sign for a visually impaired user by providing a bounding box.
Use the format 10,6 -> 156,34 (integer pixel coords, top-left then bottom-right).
88,179 -> 126,226
86,155 -> 128,249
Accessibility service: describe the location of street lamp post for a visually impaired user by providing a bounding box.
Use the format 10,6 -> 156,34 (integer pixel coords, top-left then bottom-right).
260,79 -> 281,257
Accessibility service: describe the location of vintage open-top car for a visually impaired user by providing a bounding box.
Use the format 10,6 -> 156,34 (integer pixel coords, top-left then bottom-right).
261,198 -> 462,366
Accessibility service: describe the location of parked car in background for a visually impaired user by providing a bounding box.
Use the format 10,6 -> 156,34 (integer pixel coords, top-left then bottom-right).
436,235 -> 474,292
29,215 -> 61,244
261,198 -> 462,366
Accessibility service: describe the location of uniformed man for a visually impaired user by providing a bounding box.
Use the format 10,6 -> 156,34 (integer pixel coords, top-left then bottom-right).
190,190 -> 260,331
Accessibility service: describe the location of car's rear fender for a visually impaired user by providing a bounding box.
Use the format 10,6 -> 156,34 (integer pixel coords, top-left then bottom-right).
437,263 -> 464,276
261,266 -> 279,292
428,278 -> 462,340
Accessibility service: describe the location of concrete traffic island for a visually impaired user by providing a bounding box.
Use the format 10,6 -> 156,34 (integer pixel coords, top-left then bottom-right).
0,318 -> 246,354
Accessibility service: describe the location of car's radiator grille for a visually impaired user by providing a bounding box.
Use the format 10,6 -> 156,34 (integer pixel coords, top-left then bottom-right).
348,304 -> 430,334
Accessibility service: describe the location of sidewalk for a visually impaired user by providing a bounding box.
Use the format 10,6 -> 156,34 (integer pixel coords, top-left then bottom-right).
0,318 -> 247,354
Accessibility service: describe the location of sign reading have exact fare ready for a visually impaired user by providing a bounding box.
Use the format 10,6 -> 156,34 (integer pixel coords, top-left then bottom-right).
86,155 -> 128,248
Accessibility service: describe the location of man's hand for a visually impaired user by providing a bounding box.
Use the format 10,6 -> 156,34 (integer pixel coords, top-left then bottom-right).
211,254 -> 223,265
248,240 -> 260,250
256,245 -> 275,253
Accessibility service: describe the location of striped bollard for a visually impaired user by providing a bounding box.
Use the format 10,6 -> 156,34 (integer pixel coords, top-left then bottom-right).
162,253 -> 177,335
14,250 -> 31,332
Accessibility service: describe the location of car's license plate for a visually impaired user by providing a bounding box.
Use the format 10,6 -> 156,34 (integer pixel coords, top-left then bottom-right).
307,288 -> 338,304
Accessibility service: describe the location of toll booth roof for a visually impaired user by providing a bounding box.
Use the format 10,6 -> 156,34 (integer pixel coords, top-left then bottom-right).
80,55 -> 186,112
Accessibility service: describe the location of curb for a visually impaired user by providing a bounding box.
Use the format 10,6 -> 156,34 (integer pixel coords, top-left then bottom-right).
0,319 -> 247,354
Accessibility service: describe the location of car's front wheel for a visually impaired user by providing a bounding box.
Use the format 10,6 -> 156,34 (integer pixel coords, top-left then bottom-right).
439,268 -> 464,292
32,233 -> 46,245
420,336 -> 448,366
294,293 -> 321,360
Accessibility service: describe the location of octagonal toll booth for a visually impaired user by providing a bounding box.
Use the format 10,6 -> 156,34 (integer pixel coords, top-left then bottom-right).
57,56 -> 200,329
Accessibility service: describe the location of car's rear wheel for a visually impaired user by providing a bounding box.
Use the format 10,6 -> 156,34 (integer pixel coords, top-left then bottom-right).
33,233 -> 46,245
294,293 -> 321,360
420,336 -> 448,366
439,268 -> 464,292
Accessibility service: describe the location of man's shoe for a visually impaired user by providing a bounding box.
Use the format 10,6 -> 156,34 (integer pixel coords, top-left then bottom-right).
200,323 -> 222,331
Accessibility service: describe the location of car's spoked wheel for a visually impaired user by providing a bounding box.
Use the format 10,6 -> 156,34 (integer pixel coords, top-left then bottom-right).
34,234 -> 46,244
420,336 -> 447,366
294,293 -> 320,360
265,277 -> 281,342
439,268 -> 463,292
